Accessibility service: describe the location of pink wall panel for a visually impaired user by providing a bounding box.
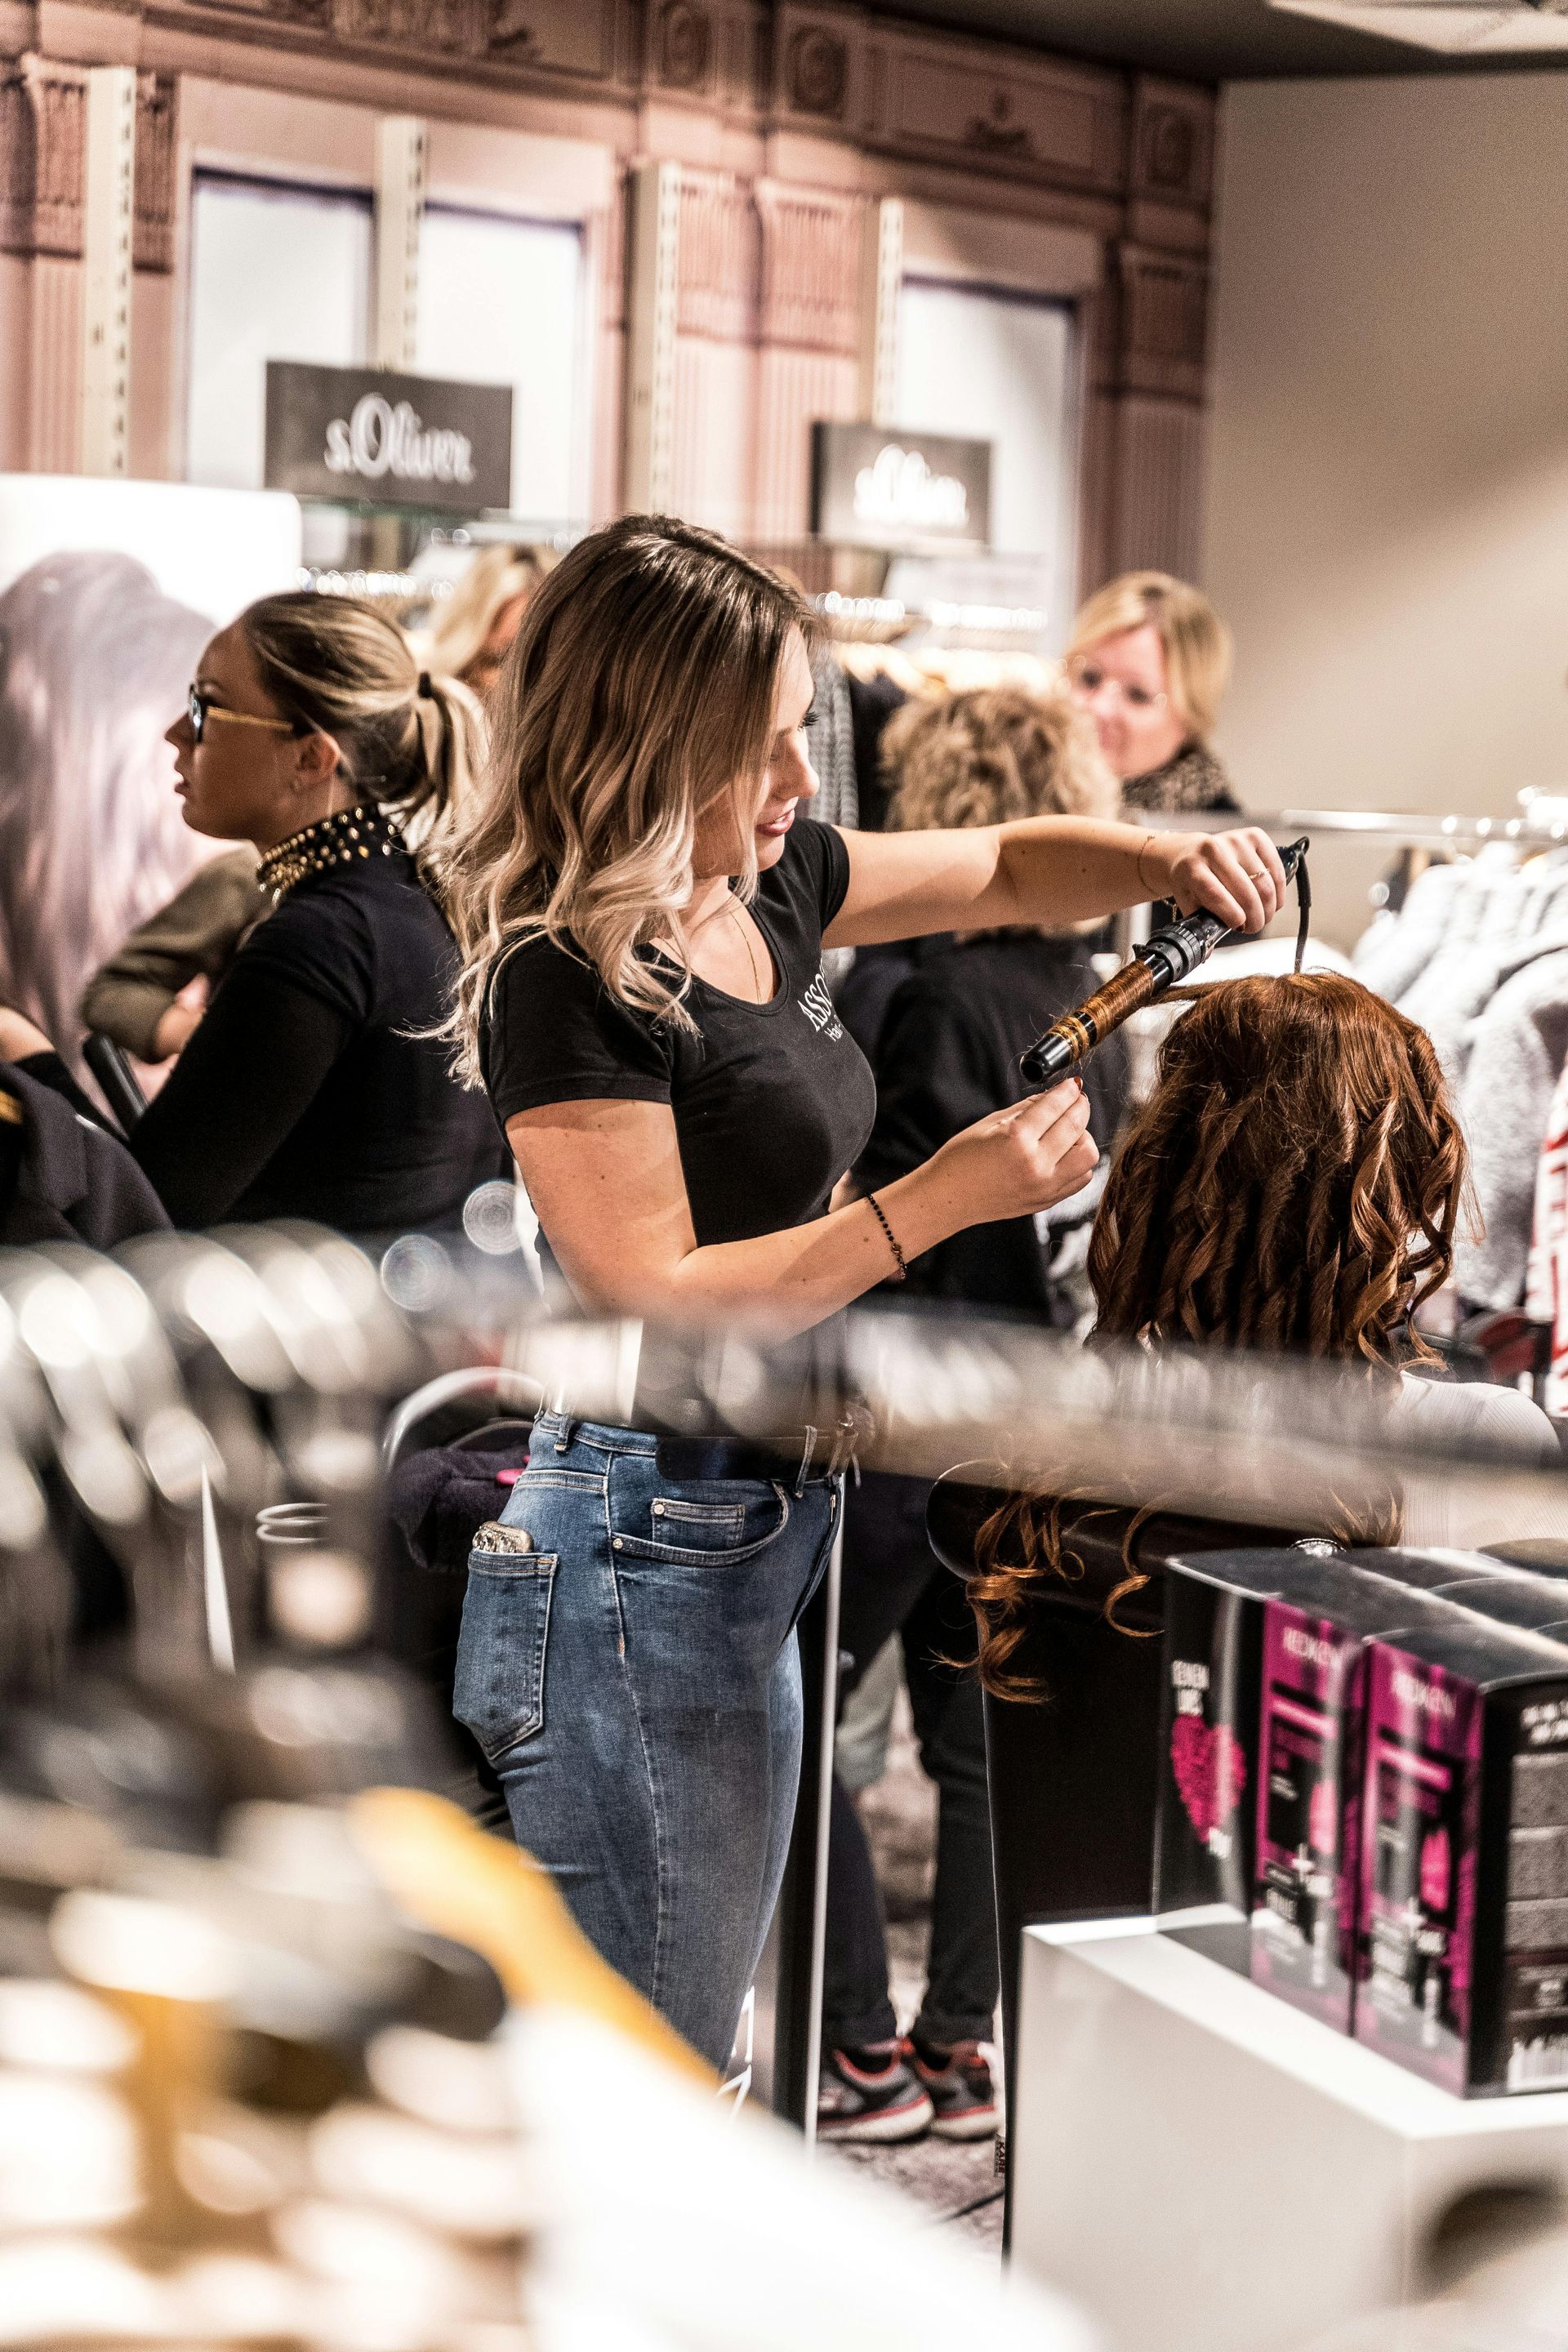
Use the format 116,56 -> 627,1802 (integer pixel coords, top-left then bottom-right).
752,344 -> 858,542
673,334 -> 758,539
29,257 -> 80,474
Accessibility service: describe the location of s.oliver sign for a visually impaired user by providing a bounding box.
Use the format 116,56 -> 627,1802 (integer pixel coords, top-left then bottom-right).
264,363 -> 514,514
810,421 -> 991,552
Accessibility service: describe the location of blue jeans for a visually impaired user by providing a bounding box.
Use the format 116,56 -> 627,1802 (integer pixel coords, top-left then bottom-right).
452,1411 -> 840,2068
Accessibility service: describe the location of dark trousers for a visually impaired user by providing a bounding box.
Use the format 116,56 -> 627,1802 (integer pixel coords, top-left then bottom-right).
822,1470 -> 999,2051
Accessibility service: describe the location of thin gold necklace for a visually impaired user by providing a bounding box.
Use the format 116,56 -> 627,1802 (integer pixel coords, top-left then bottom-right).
684,889 -> 766,1001
727,902 -> 766,1000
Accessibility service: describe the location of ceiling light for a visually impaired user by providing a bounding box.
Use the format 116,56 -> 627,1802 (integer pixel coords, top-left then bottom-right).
1271,0 -> 1568,51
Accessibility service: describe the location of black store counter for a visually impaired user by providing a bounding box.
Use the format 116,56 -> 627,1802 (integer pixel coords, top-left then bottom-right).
926,1476 -> 1306,2243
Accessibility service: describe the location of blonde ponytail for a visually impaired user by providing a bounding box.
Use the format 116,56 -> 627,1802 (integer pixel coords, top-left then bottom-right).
239,593 -> 487,865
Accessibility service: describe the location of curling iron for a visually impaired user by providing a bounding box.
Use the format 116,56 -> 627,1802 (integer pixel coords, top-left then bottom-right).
1019,835 -> 1312,1089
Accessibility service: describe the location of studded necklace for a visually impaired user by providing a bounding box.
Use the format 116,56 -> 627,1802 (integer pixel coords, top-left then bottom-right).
256,803 -> 403,904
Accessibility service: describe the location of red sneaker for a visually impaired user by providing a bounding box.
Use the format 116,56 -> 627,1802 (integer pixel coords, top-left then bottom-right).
817,2042 -> 935,2144
906,2037 -> 1000,2142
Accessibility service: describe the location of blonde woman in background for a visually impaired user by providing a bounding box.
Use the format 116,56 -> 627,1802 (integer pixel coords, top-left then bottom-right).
420,543 -> 555,702
1065,569 -> 1240,814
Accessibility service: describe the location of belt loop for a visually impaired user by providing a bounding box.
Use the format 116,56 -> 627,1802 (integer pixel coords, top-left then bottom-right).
827,1401 -> 872,1484
795,1423 -> 818,1497
554,1416 -> 575,1455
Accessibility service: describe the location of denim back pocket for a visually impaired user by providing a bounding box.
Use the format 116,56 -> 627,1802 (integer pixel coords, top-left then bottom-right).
611,1471 -> 791,1565
452,1521 -> 559,1762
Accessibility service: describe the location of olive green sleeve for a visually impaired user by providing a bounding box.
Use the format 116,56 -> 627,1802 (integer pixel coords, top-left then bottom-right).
78,847 -> 270,1061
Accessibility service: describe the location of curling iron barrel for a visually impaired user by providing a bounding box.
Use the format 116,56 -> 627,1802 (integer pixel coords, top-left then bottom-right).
1019,835 -> 1311,1090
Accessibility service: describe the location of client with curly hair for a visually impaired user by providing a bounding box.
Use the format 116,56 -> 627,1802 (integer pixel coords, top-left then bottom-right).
969,971 -> 1561,1694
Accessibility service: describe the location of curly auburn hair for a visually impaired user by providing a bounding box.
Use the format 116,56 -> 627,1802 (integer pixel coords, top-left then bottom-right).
883,685 -> 1116,838
1092,973 -> 1466,1365
969,974 -> 1462,1695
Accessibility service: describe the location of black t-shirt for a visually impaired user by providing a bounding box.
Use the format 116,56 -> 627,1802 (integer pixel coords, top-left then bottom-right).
858,931 -> 1131,1318
130,849 -> 506,1236
483,818 -> 877,1249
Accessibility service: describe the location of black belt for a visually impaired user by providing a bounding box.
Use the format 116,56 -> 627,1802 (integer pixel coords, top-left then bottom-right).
656,1436 -> 799,1483
655,1402 -> 872,1490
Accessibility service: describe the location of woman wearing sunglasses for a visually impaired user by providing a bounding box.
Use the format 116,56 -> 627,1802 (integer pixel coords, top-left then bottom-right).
1,592 -> 506,1238
1064,571 -> 1242,816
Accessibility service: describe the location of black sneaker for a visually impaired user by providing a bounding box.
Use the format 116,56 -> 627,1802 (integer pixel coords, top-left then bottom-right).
907,2037 -> 1000,2141
817,2041 -> 935,2144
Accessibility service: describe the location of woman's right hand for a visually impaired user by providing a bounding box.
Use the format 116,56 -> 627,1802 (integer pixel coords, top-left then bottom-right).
927,1078 -> 1099,1225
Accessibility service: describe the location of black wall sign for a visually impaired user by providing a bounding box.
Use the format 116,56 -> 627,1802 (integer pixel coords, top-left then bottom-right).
264,362 -> 514,514
810,421 -> 992,551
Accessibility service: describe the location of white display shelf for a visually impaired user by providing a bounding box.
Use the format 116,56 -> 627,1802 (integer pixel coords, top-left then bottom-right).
1012,1913 -> 1568,2352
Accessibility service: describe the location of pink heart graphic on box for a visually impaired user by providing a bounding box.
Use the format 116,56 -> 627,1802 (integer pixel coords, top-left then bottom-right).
1170,1716 -> 1248,1843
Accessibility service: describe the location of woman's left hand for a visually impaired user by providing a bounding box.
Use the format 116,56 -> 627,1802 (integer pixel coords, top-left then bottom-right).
1152,827 -> 1288,934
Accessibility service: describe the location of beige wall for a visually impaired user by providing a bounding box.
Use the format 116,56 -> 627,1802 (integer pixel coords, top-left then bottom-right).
1204,75 -> 1568,939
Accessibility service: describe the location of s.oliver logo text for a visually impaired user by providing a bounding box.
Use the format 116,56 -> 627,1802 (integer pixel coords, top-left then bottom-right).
853,443 -> 969,536
324,394 -> 476,488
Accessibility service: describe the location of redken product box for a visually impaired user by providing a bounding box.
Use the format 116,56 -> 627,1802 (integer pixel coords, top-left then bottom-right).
1250,1564 -> 1480,2031
1159,1551 -> 1503,2002
1156,1554 -> 1290,1970
1356,1618 -> 1568,2096
1155,1551 -> 1448,1971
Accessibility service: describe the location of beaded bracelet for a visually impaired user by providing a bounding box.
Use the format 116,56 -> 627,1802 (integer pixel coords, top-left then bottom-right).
866,1192 -> 907,1283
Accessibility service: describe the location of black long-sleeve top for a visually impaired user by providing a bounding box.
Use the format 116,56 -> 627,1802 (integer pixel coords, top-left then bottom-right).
853,931 -> 1131,1320
104,848 -> 504,1236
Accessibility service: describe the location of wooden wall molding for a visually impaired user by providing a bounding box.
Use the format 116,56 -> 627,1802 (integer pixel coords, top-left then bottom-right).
670,170 -> 861,356
133,67 -> 176,270
2,56 -> 87,258
755,180 -> 858,354
769,2 -> 1129,202
1129,75 -> 1213,214
675,166 -> 757,340
1114,243 -> 1209,404
137,0 -> 626,91
2,54 -> 176,270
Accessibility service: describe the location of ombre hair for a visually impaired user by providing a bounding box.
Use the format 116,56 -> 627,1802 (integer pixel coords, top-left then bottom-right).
969,976 -> 1465,1694
239,591 -> 485,857
1067,571 -> 1232,745
442,514 -> 813,1079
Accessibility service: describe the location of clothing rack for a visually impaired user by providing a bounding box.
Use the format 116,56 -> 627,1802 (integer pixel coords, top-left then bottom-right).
1133,802 -> 1568,948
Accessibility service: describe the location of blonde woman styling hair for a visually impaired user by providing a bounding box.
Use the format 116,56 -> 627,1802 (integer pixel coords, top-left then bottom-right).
1066,569 -> 1240,813
1,591 -> 504,1233
439,512 -> 1288,2071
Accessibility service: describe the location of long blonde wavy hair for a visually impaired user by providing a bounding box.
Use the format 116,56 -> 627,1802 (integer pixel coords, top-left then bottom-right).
442,515 -> 813,1081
